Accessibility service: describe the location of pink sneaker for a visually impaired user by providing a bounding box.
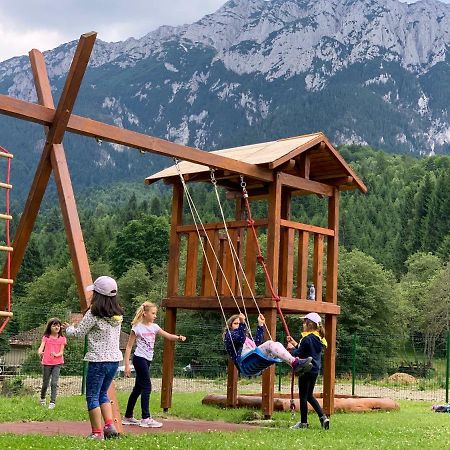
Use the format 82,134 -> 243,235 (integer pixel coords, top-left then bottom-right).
122,416 -> 140,426
140,417 -> 163,428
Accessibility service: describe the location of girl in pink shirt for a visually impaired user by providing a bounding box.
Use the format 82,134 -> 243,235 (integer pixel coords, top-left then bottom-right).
37,318 -> 66,409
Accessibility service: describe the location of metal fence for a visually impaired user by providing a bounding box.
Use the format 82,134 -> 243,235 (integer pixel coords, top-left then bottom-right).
1,326 -> 449,403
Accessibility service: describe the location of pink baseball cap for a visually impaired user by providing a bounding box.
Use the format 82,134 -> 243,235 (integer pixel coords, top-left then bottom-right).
86,276 -> 117,297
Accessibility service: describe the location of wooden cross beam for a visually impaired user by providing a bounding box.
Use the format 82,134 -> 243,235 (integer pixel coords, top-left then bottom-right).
0,31 -> 276,312
0,32 -> 97,311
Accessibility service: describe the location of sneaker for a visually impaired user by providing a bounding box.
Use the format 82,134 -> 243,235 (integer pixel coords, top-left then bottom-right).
48,402 -> 55,409
87,433 -> 103,440
292,357 -> 313,375
291,421 -> 309,429
103,424 -> 119,439
122,416 -> 140,426
39,398 -> 46,406
320,415 -> 330,430
140,417 -> 163,428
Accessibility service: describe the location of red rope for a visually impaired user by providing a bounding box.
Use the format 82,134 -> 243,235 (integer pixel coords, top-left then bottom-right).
241,188 -> 291,338
0,145 -> 11,333
241,183 -> 298,408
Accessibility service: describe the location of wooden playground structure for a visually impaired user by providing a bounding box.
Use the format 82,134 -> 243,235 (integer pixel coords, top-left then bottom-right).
0,32 -> 366,420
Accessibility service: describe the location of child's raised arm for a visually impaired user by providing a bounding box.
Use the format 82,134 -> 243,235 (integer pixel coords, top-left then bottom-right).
158,329 -> 186,342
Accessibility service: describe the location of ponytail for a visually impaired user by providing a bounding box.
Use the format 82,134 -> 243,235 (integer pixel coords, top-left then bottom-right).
304,318 -> 325,337
131,301 -> 157,326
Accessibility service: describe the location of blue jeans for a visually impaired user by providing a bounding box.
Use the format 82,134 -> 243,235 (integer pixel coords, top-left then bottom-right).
125,355 -> 152,419
86,361 -> 119,411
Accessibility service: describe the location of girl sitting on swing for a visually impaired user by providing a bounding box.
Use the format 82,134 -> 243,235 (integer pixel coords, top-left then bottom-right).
223,313 -> 312,375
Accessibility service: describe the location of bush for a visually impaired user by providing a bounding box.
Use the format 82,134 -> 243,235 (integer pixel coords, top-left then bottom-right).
1,376 -> 34,396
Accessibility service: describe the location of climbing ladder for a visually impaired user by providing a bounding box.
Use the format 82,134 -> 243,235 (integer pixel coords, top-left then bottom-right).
0,146 -> 13,332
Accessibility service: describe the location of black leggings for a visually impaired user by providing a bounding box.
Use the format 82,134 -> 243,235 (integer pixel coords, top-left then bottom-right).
298,371 -> 325,423
125,355 -> 152,419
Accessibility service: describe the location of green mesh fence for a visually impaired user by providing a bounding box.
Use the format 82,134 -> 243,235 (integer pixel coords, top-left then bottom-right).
0,324 -> 448,403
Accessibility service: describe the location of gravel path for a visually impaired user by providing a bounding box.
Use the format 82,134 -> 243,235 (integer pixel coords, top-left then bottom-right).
18,376 -> 447,402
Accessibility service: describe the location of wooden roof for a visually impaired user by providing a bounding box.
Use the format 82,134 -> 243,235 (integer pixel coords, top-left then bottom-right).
145,132 -> 367,193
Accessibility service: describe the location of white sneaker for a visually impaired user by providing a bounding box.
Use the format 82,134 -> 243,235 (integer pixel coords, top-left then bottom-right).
122,416 -> 140,426
140,418 -> 163,428
39,398 -> 46,406
48,402 -> 55,409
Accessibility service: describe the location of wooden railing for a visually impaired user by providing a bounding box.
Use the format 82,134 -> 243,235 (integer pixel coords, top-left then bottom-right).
175,218 -> 334,302
279,219 -> 334,302
176,219 -> 268,298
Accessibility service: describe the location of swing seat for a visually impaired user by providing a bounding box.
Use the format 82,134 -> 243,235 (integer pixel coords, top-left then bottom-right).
238,347 -> 281,377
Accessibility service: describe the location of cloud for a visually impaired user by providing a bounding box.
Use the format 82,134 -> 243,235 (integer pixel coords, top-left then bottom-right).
0,0 -> 225,61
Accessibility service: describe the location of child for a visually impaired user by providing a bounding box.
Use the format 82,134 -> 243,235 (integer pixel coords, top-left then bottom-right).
37,318 -> 66,409
65,276 -> 123,440
122,301 -> 186,428
288,312 -> 330,430
223,313 -> 312,375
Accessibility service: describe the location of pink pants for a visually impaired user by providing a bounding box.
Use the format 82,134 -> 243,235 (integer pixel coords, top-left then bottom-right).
257,340 -> 295,365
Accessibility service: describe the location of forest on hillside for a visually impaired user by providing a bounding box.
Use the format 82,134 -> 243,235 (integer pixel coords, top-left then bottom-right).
0,145 -> 449,375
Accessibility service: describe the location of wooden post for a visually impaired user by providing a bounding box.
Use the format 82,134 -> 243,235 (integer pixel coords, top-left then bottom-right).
279,191 -> 293,297
312,234 -> 324,302
167,181 -> 183,297
266,172 -> 282,296
261,308 -> 277,418
226,359 -> 239,407
323,189 -> 339,415
297,231 -> 309,299
161,307 -> 177,411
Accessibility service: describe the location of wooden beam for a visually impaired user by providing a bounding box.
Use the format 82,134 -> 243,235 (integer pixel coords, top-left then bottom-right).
0,95 -> 274,182
30,49 -> 93,310
268,134 -> 323,169
167,181 -> 183,297
176,218 -> 268,234
297,231 -> 309,299
265,173 -> 282,296
280,219 -> 334,237
161,307 -> 177,411
45,32 -> 97,146
261,308 -> 276,418
279,172 -> 334,197
312,234 -> 324,302
162,296 -> 341,315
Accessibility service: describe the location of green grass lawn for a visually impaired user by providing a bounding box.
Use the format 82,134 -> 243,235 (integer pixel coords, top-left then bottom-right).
0,393 -> 449,449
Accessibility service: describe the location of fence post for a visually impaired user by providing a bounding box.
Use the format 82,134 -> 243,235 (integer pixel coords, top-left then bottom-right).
446,331 -> 449,404
81,336 -> 88,395
352,333 -> 356,396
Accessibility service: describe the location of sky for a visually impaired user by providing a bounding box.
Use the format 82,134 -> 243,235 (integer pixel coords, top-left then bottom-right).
0,0 -> 449,63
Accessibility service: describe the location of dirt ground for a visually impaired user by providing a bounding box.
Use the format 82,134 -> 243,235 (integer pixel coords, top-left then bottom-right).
0,419 -> 256,436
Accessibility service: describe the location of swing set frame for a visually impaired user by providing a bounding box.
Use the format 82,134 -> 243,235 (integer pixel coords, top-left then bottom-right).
0,32 -> 366,420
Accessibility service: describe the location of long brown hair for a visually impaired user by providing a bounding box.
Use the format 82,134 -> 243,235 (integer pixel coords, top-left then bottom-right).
222,314 -> 241,340
90,291 -> 124,318
303,318 -> 325,337
43,318 -> 63,338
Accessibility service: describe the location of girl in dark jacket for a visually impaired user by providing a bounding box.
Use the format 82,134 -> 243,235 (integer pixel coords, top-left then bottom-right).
288,312 -> 330,430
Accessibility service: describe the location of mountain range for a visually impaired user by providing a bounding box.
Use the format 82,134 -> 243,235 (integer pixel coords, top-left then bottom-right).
1,0 -> 450,203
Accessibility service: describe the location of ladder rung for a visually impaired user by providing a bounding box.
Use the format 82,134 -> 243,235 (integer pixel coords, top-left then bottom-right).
0,246 -> 13,252
0,311 -> 13,317
0,278 -> 13,284
0,182 -> 12,189
0,214 -> 12,221
0,152 -> 13,159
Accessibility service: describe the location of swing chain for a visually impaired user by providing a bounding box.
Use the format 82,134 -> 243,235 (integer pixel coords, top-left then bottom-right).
240,175 -> 248,198
210,168 -> 217,185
